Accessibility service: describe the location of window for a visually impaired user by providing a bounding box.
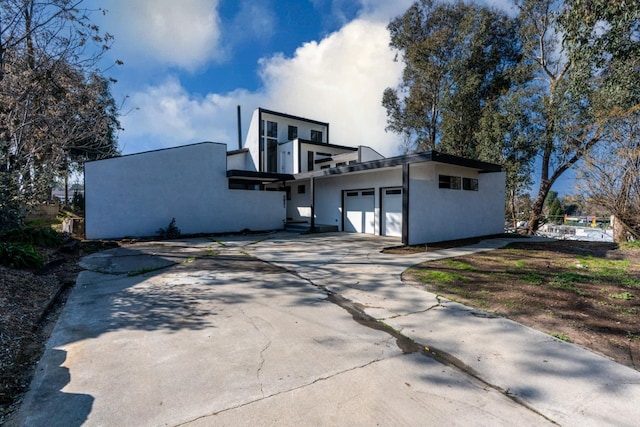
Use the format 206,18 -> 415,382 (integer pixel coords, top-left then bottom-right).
307,151 -> 314,172
261,120 -> 278,172
335,162 -> 346,167
266,121 -> 278,138
267,140 -> 277,172
439,175 -> 461,189
346,191 -> 358,197
285,186 -> 291,200
310,130 -> 323,142
320,165 -> 330,170
362,190 -> 375,196
288,125 -> 298,140
463,178 -> 478,191
385,189 -> 402,195
298,184 -> 306,194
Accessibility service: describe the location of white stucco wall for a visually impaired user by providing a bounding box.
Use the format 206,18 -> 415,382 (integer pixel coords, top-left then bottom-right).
358,146 -> 385,162
407,163 -> 505,244
85,142 -> 285,239
227,151 -> 248,170
285,179 -> 312,222
313,168 -> 402,231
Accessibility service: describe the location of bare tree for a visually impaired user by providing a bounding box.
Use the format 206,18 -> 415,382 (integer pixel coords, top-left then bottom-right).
0,0 -> 119,230
578,108 -> 640,242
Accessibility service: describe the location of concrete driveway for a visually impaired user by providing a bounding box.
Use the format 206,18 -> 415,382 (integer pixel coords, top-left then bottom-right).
11,232 -> 640,426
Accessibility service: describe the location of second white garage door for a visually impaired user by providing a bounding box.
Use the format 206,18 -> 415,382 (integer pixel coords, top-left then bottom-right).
344,189 -> 375,234
382,187 -> 403,237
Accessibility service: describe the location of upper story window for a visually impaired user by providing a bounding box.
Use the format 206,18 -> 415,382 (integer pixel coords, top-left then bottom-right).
266,121 -> 278,138
288,125 -> 298,140
307,151 -> 314,172
310,130 -> 323,142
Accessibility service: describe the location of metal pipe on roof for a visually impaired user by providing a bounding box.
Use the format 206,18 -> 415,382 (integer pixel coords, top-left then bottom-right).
237,105 -> 242,150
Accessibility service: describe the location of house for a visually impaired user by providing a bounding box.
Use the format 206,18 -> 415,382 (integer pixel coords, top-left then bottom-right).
85,108 -> 505,244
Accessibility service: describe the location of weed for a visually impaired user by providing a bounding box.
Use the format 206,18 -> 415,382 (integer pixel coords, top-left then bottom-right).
1,226 -> 62,247
214,240 -> 226,247
520,272 -> 544,285
550,332 -> 571,342
0,242 -> 44,268
444,260 -> 476,271
410,268 -> 468,284
156,218 -> 181,239
183,257 -> 196,263
621,277 -> 640,287
204,247 -> 219,256
503,299 -> 526,310
513,260 -> 526,269
549,272 -> 587,295
609,292 -> 634,300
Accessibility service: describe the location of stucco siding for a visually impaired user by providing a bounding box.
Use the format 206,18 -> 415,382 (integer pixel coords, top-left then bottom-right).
85,142 -> 284,239
407,163 -> 505,244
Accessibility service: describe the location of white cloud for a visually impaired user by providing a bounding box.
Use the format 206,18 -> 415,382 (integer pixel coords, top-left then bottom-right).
100,0 -> 222,70
118,77 -> 265,153
118,18 -> 404,156
259,19 -> 403,156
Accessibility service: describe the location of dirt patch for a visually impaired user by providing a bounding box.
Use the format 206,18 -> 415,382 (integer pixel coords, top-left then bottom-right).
403,240 -> 640,370
0,240 -> 118,422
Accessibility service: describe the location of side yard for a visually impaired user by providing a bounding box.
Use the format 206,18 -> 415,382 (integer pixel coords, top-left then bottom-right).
403,240 -> 640,370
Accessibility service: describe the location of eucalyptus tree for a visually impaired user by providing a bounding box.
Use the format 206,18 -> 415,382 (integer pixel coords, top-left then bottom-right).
382,0 -> 534,223
517,0 -> 640,233
382,0 -> 523,156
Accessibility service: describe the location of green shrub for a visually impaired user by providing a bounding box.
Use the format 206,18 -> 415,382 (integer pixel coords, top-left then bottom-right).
1,226 -> 62,247
0,242 -> 44,268
156,218 -> 181,239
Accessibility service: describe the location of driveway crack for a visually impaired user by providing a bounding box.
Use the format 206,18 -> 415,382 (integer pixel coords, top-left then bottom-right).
238,307 -> 272,398
173,356 -> 394,426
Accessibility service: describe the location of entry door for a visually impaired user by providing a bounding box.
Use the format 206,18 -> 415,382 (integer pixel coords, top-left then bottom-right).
344,189 -> 375,234
382,187 -> 402,237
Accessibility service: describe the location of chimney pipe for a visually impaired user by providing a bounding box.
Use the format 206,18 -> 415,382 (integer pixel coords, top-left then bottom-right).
237,105 -> 242,150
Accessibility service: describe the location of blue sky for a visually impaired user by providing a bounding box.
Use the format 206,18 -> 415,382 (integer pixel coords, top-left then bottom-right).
88,0 -> 576,194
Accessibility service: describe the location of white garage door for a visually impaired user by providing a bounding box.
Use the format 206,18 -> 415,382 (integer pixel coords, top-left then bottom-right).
382,187 -> 403,237
344,189 -> 375,234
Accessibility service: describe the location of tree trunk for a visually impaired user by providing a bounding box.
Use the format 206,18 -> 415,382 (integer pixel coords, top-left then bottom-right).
612,216 -> 628,243
527,180 -> 552,234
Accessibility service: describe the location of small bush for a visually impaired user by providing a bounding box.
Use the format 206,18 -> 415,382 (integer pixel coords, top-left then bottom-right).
0,242 -> 44,268
156,218 -> 181,239
1,226 -> 62,247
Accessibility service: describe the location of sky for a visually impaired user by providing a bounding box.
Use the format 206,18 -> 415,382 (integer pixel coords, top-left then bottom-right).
87,0 -> 577,194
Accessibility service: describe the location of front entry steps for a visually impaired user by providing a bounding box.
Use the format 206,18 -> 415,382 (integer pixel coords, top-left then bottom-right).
284,222 -> 338,233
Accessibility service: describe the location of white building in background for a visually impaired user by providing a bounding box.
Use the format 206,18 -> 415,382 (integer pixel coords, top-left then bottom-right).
85,108 -> 506,244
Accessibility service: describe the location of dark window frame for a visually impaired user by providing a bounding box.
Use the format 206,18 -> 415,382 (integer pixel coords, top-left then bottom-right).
463,177 -> 479,191
310,130 -> 323,142
439,175 -> 461,190
288,125 -> 298,140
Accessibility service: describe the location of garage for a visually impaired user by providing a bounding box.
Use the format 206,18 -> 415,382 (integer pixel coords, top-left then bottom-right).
381,187 -> 403,237
343,189 -> 375,234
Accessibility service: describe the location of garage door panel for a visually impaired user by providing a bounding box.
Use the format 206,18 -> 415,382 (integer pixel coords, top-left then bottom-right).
344,189 -> 375,234
382,188 -> 402,237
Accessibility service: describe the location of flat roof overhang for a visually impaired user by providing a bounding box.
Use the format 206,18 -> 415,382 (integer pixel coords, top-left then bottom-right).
227,170 -> 295,183
295,150 -> 502,180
